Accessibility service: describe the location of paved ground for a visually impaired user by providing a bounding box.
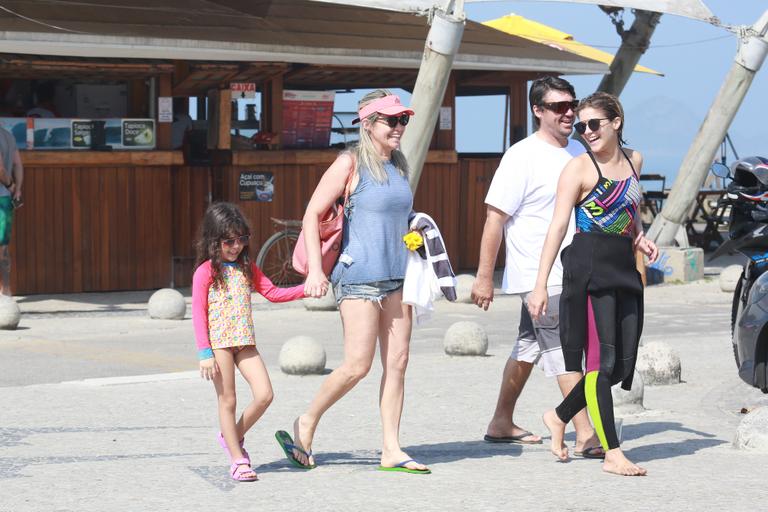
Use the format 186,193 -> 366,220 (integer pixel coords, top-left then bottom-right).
1,273 -> 766,511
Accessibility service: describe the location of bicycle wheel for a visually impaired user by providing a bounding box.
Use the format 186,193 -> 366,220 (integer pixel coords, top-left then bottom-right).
255,230 -> 304,288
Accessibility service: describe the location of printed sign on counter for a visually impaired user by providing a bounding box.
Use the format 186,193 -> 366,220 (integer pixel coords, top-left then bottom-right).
239,172 -> 274,202
122,119 -> 156,148
0,118 -> 30,149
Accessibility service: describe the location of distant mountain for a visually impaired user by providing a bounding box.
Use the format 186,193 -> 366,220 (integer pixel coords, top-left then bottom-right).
624,95 -> 763,184
624,96 -> 703,182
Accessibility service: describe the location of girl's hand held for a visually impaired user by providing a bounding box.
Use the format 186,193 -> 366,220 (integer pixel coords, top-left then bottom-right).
199,357 -> 218,381
304,271 -> 329,298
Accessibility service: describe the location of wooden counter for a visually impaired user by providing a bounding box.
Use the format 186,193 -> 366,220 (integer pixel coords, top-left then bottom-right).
20,150 -> 184,167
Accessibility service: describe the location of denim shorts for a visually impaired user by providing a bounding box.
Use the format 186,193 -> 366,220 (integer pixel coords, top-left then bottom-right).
333,279 -> 404,305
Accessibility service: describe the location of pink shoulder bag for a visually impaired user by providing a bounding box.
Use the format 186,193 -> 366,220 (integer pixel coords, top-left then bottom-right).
292,166 -> 355,276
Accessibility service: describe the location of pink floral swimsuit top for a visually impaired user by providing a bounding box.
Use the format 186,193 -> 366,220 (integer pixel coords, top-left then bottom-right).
192,260 -> 304,360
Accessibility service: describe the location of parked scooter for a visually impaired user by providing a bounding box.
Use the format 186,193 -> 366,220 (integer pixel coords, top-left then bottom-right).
711,156 -> 768,392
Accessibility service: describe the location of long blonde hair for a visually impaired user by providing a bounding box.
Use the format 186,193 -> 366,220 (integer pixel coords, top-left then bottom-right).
351,89 -> 409,183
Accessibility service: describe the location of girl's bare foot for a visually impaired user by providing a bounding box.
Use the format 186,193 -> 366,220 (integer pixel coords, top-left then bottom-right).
602,448 -> 647,476
542,410 -> 569,461
292,415 -> 315,467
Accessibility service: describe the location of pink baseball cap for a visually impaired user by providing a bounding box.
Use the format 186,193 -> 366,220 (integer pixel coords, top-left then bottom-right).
352,95 -> 415,124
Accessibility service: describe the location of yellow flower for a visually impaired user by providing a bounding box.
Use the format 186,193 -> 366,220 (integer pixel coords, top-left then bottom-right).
403,231 -> 424,251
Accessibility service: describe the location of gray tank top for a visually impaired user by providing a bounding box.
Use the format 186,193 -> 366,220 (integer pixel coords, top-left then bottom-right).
330,161 -> 413,285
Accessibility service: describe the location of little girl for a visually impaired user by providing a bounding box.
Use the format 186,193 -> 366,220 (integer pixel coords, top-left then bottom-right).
192,202 -> 305,482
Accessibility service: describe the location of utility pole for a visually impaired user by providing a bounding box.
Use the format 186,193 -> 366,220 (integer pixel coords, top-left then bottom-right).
401,1 -> 465,192
597,7 -> 663,96
647,9 -> 768,246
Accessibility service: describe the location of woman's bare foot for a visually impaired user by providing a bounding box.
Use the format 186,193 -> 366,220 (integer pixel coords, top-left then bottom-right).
542,410 -> 569,461
602,448 -> 647,476
292,415 -> 316,467
381,450 -> 429,472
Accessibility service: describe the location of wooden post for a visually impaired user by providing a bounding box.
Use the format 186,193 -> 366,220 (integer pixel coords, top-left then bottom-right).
156,74 -> 172,150
636,250 -> 647,287
261,75 -> 283,149
217,87 -> 231,150
508,79 -> 528,147
431,73 -> 455,150
128,79 -> 148,118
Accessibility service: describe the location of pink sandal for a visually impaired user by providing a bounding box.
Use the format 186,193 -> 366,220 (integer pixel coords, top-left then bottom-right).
217,432 -> 250,463
230,458 -> 258,482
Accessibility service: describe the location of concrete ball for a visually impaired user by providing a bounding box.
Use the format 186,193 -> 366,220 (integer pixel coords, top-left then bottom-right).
148,288 -> 187,320
0,297 -> 21,330
734,407 -> 768,452
719,264 -> 744,293
636,341 -> 681,385
279,336 -> 326,375
454,274 -> 476,304
611,370 -> 645,414
303,287 -> 337,311
444,321 -> 488,356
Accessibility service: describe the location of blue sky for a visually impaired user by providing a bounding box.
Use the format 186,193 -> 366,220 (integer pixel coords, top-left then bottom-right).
462,0 -> 768,182
333,1 -> 767,182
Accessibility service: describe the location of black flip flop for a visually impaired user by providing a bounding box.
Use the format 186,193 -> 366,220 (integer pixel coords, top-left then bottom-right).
484,431 -> 543,445
573,446 -> 606,459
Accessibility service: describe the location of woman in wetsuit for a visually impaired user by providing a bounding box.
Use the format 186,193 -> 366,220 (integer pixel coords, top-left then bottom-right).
527,92 -> 658,476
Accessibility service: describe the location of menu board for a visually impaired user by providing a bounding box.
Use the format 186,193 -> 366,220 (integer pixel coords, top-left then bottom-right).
281,90 -> 335,149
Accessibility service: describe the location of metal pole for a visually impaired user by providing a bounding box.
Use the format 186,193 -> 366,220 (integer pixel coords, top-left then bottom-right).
647,9 -> 768,246
402,1 -> 465,192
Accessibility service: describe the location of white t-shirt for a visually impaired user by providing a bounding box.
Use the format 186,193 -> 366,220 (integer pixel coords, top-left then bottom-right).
485,133 -> 585,295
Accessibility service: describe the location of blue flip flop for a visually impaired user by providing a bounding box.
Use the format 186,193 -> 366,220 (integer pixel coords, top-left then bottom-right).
274,430 -> 316,469
377,459 -> 431,475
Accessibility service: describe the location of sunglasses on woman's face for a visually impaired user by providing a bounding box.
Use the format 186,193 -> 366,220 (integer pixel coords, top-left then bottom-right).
221,235 -> 250,248
574,118 -> 612,135
379,114 -> 410,128
539,100 -> 579,115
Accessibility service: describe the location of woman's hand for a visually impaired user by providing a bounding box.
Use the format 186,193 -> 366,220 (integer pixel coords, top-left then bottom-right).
304,271 -> 329,298
635,232 -> 659,264
199,358 -> 218,381
526,286 -> 549,321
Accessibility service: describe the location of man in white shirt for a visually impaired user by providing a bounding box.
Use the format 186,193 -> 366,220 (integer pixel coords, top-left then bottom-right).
471,77 -> 602,457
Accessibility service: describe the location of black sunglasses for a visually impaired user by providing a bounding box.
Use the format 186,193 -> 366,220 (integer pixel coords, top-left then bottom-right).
539,100 -> 579,115
379,114 -> 410,128
221,235 -> 250,247
574,118 -> 612,135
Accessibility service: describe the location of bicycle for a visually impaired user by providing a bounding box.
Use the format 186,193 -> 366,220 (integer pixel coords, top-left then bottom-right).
255,217 -> 304,287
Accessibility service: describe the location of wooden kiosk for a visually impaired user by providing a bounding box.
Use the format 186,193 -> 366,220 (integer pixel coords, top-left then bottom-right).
0,1 -> 606,294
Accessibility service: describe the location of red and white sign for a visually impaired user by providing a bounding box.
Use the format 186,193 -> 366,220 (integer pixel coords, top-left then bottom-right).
230,83 -> 256,100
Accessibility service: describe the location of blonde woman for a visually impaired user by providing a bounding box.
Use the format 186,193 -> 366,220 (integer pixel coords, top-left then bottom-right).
276,90 -> 430,475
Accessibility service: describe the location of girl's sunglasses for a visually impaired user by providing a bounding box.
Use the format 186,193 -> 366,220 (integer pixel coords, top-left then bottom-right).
574,118 -> 612,135
539,100 -> 579,115
379,114 -> 410,128
221,235 -> 250,247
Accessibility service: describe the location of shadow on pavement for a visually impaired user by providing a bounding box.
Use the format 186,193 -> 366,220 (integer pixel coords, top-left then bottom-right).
621,421 -> 718,442
400,440 -> 524,464
623,438 -> 727,463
